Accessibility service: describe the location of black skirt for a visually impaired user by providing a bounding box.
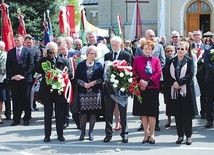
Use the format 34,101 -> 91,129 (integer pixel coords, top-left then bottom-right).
132,89 -> 159,117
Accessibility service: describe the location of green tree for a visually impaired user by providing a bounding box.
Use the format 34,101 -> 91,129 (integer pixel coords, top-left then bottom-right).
1,0 -> 60,39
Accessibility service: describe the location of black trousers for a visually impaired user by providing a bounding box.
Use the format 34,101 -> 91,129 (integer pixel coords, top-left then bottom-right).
197,78 -> 207,116
206,79 -> 214,123
44,93 -> 65,137
175,102 -> 192,138
10,80 -> 31,122
104,94 -> 128,137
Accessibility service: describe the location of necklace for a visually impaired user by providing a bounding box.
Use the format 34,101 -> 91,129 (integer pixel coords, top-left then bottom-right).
86,60 -> 94,66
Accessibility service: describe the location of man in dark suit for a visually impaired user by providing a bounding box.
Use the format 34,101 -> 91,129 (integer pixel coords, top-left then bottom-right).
35,42 -> 72,142
191,29 -> 207,119
103,36 -> 132,143
6,34 -> 34,126
204,44 -> 214,128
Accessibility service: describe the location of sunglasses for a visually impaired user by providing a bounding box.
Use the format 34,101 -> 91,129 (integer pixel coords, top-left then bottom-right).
177,48 -> 185,51
193,34 -> 201,36
166,50 -> 174,53
172,36 -> 178,38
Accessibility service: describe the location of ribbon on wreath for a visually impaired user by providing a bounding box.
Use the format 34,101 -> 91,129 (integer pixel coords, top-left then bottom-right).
63,72 -> 74,104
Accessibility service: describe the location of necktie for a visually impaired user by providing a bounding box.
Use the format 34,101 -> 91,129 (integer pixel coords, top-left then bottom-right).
16,49 -> 21,61
113,52 -> 117,60
197,44 -> 200,48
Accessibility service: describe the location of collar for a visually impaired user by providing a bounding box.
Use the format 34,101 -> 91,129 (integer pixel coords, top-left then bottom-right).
16,46 -> 23,51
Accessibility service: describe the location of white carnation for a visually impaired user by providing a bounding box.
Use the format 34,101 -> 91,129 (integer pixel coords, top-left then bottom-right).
128,78 -> 133,83
111,74 -> 116,78
120,87 -> 125,92
113,84 -> 118,88
110,78 -> 115,82
119,72 -> 124,77
129,72 -> 133,76
114,80 -> 119,84
52,84 -> 57,89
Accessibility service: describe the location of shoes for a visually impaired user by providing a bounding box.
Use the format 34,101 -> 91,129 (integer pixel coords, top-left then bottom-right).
63,123 -> 69,129
149,138 -> 155,144
11,121 -> 20,126
79,134 -> 85,141
5,117 -> 11,120
142,139 -> 149,144
33,108 -> 39,111
44,137 -> 50,142
201,115 -> 206,119
137,124 -> 144,131
155,125 -> 160,131
205,122 -> 213,128
115,122 -> 121,131
24,121 -> 30,126
121,134 -> 128,143
89,133 -> 94,141
103,136 -> 112,143
186,138 -> 192,145
57,136 -> 65,141
176,137 -> 184,144
0,121 -> 3,124
165,123 -> 170,128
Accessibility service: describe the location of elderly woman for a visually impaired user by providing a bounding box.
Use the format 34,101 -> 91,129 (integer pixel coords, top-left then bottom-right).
163,45 -> 175,128
132,40 -> 162,144
75,45 -> 103,141
166,41 -> 197,145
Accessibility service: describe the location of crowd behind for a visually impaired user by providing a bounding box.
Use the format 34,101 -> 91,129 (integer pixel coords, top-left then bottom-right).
0,29 -> 214,146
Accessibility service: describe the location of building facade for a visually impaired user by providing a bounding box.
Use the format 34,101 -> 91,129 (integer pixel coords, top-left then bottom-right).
83,0 -> 214,40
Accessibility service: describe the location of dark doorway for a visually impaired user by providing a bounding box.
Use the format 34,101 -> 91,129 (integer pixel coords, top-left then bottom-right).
200,14 -> 210,34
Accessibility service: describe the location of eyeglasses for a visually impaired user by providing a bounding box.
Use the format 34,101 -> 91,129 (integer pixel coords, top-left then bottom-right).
193,34 -> 201,36
166,50 -> 174,53
177,48 -> 185,51
172,36 -> 178,38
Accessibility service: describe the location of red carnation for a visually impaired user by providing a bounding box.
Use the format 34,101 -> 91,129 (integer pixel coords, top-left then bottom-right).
136,90 -> 141,96
53,76 -> 58,82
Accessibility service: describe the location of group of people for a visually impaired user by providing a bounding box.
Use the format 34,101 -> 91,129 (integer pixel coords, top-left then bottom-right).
0,28 -> 214,146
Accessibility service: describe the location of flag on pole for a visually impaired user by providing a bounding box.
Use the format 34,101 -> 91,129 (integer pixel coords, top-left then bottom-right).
43,12 -> 51,45
116,13 -> 123,38
59,7 -> 70,36
46,10 -> 53,39
128,2 -> 143,41
66,5 -> 75,36
1,2 -> 14,51
80,10 -> 87,45
17,9 -> 26,37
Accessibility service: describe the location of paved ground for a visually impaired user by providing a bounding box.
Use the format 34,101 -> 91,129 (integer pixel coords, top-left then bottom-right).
0,95 -> 214,155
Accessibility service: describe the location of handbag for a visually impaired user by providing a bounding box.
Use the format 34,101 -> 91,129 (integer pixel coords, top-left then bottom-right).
79,92 -> 102,111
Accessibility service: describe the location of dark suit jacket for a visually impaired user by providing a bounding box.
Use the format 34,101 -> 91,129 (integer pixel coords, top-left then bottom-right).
204,45 -> 214,79
166,55 -> 197,116
191,43 -> 206,80
104,50 -> 132,65
35,56 -> 71,102
75,59 -> 103,94
6,46 -> 34,82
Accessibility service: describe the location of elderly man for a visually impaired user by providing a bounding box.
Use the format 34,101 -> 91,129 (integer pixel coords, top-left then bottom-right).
35,42 -> 72,142
191,29 -> 207,120
103,36 -> 132,143
170,31 -> 180,53
81,30 -> 109,64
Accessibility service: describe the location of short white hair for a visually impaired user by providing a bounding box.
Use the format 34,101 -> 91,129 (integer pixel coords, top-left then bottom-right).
110,36 -> 122,44
45,42 -> 58,50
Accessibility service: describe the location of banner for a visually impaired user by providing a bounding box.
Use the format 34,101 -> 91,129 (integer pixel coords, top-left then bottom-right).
1,3 -> 14,51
